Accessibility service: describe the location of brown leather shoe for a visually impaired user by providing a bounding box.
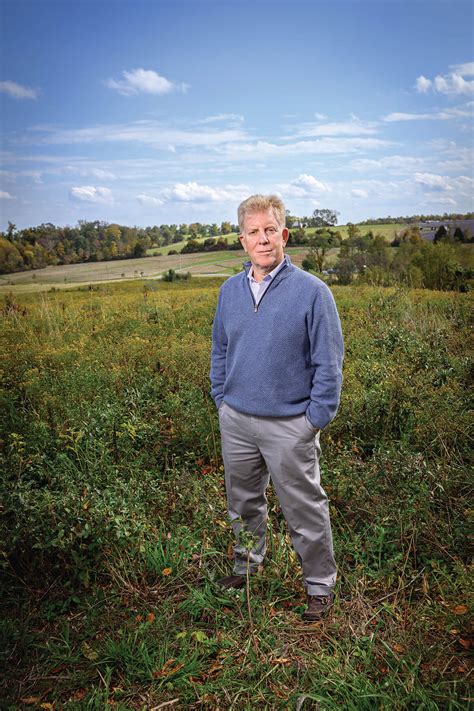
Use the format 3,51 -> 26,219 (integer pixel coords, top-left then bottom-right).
302,593 -> 333,621
215,574 -> 246,590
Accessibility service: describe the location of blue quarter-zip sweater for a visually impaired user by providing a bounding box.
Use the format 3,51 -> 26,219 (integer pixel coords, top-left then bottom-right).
210,255 -> 344,430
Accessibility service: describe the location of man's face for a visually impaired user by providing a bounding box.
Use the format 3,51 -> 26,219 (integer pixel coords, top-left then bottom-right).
240,209 -> 288,277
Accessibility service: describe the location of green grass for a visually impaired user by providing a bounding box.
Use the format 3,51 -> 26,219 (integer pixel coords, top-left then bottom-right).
1,281 -> 471,709
337,223 -> 408,240
147,233 -> 239,256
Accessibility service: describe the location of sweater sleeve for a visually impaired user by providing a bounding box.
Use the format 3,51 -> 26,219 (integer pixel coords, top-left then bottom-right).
306,284 -> 344,430
210,289 -> 228,409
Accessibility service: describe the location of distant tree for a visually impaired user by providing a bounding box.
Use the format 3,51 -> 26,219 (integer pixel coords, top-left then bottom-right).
133,242 -> 146,258
346,222 -> 360,240
434,225 -> 448,243
0,237 -> 24,272
333,256 -> 357,285
312,209 -> 339,227
289,227 -> 307,245
221,221 -> 232,234
306,232 -> 340,272
7,222 -> 17,241
180,239 -> 201,254
453,226 -> 466,242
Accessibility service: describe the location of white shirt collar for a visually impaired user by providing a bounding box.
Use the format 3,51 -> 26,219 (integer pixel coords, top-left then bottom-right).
247,257 -> 286,283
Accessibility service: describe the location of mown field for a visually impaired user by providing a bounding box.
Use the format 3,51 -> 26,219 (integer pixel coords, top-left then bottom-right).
0,249 -> 312,293
0,223 -> 406,294
1,279 -> 472,710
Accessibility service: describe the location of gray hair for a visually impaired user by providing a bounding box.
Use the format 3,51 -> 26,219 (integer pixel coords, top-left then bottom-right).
237,194 -> 286,233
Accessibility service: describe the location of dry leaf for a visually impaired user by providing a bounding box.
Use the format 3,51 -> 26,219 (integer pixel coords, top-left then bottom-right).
459,638 -> 471,649
162,567 -> 172,576
146,612 -> 155,623
453,604 -> 468,615
153,658 -> 185,678
40,704 -> 54,710
73,689 -> 86,700
271,657 -> 291,665
392,643 -> 405,654
83,501 -> 90,511
207,661 -> 223,676
81,641 -> 99,661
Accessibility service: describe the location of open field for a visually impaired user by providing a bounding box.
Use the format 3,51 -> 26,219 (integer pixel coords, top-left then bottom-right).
0,248 -> 310,293
0,224 -> 416,293
336,223 -> 409,240
147,233 -> 240,257
1,279 -> 471,709
147,224 -> 406,258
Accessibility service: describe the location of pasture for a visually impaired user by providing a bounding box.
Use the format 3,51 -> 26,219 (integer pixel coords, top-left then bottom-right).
1,279 -> 471,709
0,249 -> 311,293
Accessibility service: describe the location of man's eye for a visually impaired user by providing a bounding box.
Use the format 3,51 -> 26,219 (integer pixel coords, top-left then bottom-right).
266,227 -> 276,234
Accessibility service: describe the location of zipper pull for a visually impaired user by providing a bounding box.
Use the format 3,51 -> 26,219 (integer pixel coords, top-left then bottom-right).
254,304 -> 258,313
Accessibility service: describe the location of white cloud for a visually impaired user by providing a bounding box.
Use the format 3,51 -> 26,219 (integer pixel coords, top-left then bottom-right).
219,137 -> 391,160
384,112 -> 435,122
0,80 -> 38,99
199,114 -> 244,124
415,173 -> 466,192
284,174 -> 331,198
452,62 -> 474,76
415,173 -> 452,191
161,181 -> 249,203
415,75 -> 432,93
136,194 -> 164,206
0,190 -> 15,199
415,63 -> 474,96
106,68 -> 188,96
351,155 -> 422,172
69,185 -> 114,204
66,166 -> 117,180
36,120 -> 248,150
290,119 -> 378,138
351,189 -> 368,198
384,105 -> 473,122
437,197 -> 458,206
415,174 -> 474,196
313,112 -> 328,120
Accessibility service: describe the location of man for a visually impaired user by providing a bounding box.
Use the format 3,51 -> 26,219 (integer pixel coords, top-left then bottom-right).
210,195 -> 344,620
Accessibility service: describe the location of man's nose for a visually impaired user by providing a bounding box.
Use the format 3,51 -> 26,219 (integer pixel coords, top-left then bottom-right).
258,230 -> 269,243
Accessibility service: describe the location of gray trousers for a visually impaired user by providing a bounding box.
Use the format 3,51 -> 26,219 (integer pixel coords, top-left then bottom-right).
219,402 -> 336,596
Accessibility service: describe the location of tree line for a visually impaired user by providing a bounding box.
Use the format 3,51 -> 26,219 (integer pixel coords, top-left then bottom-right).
357,212 -> 474,226
0,220 -> 238,274
303,225 -> 472,291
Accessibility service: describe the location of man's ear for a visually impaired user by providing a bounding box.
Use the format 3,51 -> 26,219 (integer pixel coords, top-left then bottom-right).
239,234 -> 248,252
282,227 -> 289,245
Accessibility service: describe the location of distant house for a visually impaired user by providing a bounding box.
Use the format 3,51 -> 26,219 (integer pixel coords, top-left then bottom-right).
418,219 -> 474,242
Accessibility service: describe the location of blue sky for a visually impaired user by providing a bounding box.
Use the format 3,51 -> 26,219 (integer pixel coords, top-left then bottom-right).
1,0 -> 473,230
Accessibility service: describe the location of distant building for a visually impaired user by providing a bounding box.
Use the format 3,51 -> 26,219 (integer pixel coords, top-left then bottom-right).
418,219 -> 474,242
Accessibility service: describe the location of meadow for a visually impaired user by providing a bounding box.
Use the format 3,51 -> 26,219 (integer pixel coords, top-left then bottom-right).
1,278 -> 472,710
